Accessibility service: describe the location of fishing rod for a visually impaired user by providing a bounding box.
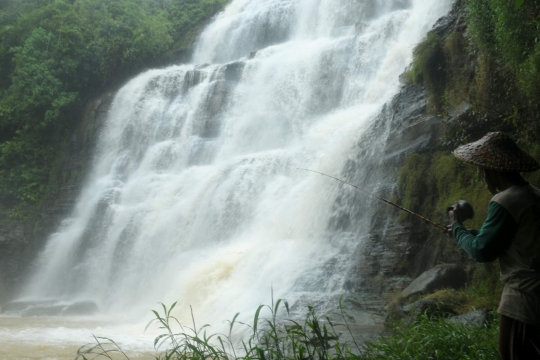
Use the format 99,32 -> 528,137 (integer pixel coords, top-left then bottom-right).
298,168 -> 451,232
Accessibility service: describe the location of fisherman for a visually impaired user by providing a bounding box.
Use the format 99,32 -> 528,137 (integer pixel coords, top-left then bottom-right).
447,132 -> 540,360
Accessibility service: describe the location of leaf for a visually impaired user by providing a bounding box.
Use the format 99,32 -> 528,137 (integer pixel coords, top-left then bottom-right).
274,298 -> 282,315
154,334 -> 169,349
515,0 -> 524,9
167,301 -> 177,317
253,304 -> 264,334
257,346 -> 266,360
229,312 -> 240,333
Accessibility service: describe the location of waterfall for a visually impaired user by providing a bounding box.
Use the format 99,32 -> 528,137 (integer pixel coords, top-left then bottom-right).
21,0 -> 452,329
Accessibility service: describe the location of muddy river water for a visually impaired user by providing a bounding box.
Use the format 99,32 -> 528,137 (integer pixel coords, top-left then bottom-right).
0,316 -> 157,360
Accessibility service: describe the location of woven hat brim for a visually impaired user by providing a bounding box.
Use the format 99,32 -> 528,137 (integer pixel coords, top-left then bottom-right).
453,139 -> 540,172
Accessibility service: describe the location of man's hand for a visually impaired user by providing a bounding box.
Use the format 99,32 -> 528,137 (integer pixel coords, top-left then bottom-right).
447,201 -> 464,224
445,224 -> 454,238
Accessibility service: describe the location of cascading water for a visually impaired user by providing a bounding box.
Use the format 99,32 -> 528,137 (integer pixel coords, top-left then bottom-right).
3,0 -> 452,356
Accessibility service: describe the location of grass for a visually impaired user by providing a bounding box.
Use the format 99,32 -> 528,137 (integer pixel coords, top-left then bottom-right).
361,314 -> 499,360
76,296 -> 499,360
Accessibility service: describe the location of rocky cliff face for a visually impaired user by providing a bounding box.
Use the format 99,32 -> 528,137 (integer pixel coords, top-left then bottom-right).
0,93 -> 115,302
334,1 -> 470,303
334,84 -> 444,303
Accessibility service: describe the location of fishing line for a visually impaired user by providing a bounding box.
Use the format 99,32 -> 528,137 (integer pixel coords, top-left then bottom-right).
298,168 -> 448,232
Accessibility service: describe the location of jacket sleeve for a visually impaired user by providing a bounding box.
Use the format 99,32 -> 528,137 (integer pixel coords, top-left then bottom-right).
452,201 -> 517,263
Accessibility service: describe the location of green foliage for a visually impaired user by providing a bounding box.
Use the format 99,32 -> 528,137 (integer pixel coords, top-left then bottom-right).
398,151 -> 492,228
75,299 -> 500,360
77,0 -> 174,87
403,0 -> 540,146
362,314 -> 499,360
422,279 -> 503,315
398,151 -> 511,229
445,0 -> 540,142
0,0 -> 228,215
0,131 -> 53,204
523,145 -> 540,186
468,262 -> 505,309
407,33 -> 446,111
168,0 -> 229,41
466,0 -> 540,107
398,154 -> 436,221
430,153 -> 492,229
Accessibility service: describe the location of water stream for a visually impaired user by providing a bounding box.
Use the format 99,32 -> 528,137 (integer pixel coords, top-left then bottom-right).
1,0 -> 452,357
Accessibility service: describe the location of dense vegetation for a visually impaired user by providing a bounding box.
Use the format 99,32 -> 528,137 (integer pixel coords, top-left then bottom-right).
406,0 -> 540,149
0,0 -> 228,217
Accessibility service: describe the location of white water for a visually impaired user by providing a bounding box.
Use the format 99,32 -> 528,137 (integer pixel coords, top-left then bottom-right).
6,0 -> 451,356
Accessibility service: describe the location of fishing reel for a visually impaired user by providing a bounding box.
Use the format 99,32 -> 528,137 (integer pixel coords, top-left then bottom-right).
446,200 -> 475,222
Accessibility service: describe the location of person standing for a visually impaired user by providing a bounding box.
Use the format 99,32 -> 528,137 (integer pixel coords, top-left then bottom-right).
447,132 -> 540,360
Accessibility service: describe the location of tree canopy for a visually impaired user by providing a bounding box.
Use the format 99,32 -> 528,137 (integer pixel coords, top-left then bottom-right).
0,0 -> 227,213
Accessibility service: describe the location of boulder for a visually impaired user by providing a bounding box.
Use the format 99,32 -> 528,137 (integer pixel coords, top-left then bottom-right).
447,309 -> 494,326
223,61 -> 245,82
385,300 -> 407,325
385,298 -> 456,325
401,264 -> 467,299
403,298 -> 457,318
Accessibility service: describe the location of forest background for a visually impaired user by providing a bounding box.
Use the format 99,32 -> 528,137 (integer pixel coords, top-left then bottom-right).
0,0 -> 228,218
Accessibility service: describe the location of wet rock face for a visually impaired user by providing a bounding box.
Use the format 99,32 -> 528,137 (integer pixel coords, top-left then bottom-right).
337,1 -> 467,305
401,264 -> 468,299
0,221 -> 33,303
0,93 -> 114,303
431,0 -> 466,37
338,84 -> 446,302
189,61 -> 246,140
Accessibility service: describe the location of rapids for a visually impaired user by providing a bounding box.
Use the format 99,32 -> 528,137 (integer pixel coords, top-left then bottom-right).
3,0 -> 452,357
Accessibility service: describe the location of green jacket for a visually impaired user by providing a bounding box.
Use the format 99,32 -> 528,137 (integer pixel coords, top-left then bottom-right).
452,201 -> 516,262
452,183 -> 540,326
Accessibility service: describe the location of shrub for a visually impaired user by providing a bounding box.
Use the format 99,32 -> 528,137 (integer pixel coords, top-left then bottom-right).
361,314 -> 499,360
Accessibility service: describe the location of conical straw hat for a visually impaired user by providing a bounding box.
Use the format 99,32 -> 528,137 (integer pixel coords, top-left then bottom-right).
453,132 -> 540,172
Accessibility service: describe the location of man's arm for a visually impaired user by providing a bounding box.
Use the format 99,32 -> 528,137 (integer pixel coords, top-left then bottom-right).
452,201 -> 517,262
